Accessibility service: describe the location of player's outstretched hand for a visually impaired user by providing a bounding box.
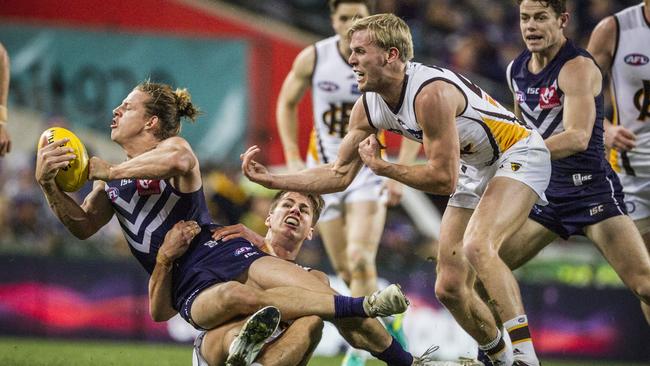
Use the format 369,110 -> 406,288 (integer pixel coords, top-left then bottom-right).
605,125 -> 636,151
241,145 -> 273,187
88,156 -> 113,181
358,135 -> 385,173
35,138 -> 74,186
0,123 -> 11,157
158,220 -> 201,265
212,223 -> 265,249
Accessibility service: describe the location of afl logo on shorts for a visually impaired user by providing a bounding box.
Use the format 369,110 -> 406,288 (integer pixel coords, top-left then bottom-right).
107,187 -> 119,202
317,81 -> 340,92
235,246 -> 252,256
624,54 -> 649,66
626,201 -> 636,214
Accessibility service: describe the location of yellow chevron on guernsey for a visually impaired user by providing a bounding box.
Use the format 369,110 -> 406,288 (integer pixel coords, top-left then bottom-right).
481,117 -> 530,153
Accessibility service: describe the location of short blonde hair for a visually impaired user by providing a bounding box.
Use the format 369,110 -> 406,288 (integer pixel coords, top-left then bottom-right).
348,13 -> 414,62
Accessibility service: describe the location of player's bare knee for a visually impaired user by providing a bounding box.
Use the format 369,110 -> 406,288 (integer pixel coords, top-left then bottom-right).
219,281 -> 260,314
435,275 -> 466,306
348,249 -> 375,274
463,238 -> 498,270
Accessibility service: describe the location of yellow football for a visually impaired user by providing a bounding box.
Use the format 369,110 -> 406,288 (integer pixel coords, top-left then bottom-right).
38,127 -> 89,192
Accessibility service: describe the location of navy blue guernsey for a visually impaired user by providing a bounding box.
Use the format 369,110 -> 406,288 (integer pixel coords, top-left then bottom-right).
104,178 -> 213,273
508,40 -> 611,193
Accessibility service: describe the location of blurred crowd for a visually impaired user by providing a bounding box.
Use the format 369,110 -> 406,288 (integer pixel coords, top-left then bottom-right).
222,0 -> 638,102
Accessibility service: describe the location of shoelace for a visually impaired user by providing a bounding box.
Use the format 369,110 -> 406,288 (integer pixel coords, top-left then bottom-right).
413,345 -> 440,365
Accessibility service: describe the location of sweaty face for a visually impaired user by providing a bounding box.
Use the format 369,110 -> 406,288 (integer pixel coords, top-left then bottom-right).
110,89 -> 150,144
519,0 -> 566,53
266,192 -> 315,243
331,3 -> 369,39
349,29 -> 388,92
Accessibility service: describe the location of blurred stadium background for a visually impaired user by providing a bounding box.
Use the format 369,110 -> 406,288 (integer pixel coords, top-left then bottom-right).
0,0 -> 648,365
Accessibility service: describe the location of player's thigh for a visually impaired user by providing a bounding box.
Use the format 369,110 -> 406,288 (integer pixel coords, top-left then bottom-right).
345,199 -> 386,251
247,256 -> 336,294
585,215 -> 650,282
191,282 -> 253,329
466,177 -> 539,251
436,205 -> 473,280
499,218 -> 556,270
634,216 -> 650,251
318,217 -> 348,270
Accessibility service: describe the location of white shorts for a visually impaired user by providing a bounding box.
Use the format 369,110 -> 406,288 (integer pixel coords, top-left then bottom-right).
449,131 -> 550,209
619,173 -> 650,222
307,156 -> 386,222
192,331 -> 209,366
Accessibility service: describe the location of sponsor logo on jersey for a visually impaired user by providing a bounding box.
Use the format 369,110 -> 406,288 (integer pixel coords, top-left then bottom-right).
317,81 -> 340,92
539,84 -> 561,109
589,204 -> 604,216
624,53 -> 649,66
203,240 -> 219,248
516,90 -> 526,103
136,179 -> 161,195
527,87 -> 539,95
235,246 -> 252,256
572,173 -> 592,186
107,187 -> 119,202
121,179 -> 133,186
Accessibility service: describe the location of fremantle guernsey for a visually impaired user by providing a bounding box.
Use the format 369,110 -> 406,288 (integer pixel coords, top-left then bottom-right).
104,178 -> 212,273
609,3 -> 650,177
363,61 -> 531,168
507,40 -> 613,193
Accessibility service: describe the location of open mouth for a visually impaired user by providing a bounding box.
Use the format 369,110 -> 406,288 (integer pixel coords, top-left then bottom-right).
284,216 -> 299,227
110,119 -> 118,128
526,35 -> 543,41
353,69 -> 365,82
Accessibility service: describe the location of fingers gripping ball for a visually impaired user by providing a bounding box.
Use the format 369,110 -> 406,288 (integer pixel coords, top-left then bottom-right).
38,127 -> 89,192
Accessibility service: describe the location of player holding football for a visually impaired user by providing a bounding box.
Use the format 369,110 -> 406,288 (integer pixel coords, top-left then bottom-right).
34,81 -> 438,366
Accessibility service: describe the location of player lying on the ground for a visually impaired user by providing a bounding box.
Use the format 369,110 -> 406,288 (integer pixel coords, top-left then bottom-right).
149,191 -> 327,366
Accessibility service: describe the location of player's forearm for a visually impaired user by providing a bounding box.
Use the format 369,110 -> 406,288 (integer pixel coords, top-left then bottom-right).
268,164 -> 354,193
40,183 -> 99,239
0,43 -> 9,106
110,145 -> 194,180
545,129 -> 590,160
375,161 -> 456,195
148,258 -> 177,322
277,104 -> 302,161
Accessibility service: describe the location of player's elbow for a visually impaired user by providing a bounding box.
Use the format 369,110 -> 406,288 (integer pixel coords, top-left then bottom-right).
572,130 -> 591,152
431,169 -> 456,195
149,305 -> 174,322
168,150 -> 195,175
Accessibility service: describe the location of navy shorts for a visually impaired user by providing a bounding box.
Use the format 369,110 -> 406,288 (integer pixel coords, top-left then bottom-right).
173,232 -> 268,329
530,170 -> 627,239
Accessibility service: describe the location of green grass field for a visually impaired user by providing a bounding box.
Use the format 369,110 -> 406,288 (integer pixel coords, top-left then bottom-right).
0,337 -> 646,366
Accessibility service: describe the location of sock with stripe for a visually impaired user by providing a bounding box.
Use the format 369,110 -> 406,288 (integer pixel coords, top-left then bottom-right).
505,315 -> 540,365
478,328 -> 513,366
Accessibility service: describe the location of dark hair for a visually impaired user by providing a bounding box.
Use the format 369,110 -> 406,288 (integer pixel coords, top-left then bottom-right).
328,0 -> 371,14
516,0 -> 566,16
270,191 -> 325,226
136,81 -> 201,140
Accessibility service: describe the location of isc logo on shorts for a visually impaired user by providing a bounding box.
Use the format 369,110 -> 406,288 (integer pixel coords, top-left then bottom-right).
589,205 -> 604,216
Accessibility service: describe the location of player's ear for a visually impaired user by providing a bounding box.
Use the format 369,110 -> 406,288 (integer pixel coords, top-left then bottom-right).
265,214 -> 272,228
306,227 -> 314,240
386,47 -> 400,64
145,115 -> 158,129
559,12 -> 569,28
